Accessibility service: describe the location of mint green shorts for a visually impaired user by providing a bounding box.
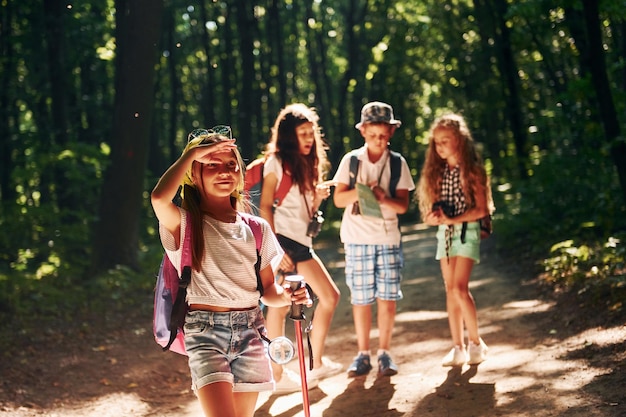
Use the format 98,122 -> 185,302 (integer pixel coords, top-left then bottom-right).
436,222 -> 480,264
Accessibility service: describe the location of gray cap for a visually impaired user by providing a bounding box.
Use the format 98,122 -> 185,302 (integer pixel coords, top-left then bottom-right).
355,101 -> 402,129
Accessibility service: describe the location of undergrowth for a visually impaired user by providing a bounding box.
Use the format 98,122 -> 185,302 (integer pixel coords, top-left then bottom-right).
541,233 -> 626,318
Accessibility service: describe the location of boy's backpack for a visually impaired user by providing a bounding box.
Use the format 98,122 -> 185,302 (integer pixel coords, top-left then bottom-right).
348,150 -> 402,197
244,157 -> 292,215
153,213 -> 264,355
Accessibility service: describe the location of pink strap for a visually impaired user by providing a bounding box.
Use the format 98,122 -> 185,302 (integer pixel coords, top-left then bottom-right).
180,212 -> 193,269
241,213 -> 263,251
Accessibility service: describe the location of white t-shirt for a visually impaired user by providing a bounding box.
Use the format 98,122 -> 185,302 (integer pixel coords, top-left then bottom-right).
263,155 -> 314,247
332,146 -> 415,245
159,208 -> 283,309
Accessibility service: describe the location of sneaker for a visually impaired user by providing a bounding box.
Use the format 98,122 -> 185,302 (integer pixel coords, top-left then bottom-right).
308,357 -> 343,380
347,353 -> 373,377
442,345 -> 467,367
377,352 -> 398,376
273,368 -> 301,393
467,339 -> 488,365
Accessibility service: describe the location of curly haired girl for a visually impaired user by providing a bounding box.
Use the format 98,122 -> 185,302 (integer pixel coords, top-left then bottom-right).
416,113 -> 494,367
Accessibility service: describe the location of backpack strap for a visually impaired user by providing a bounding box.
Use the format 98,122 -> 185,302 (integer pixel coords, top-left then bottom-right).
241,214 -> 264,296
272,162 -> 293,210
349,150 -> 401,196
348,153 -> 360,190
389,150 -> 401,198
460,221 -> 468,244
164,214 -> 193,351
244,157 -> 265,194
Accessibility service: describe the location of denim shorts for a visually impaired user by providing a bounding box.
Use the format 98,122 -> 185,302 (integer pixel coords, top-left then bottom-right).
183,306 -> 274,393
277,234 -> 314,264
344,243 -> 403,305
435,222 -> 481,263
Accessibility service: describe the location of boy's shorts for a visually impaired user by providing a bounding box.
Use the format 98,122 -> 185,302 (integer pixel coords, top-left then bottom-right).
435,222 -> 481,263
344,243 -> 403,305
184,306 -> 274,393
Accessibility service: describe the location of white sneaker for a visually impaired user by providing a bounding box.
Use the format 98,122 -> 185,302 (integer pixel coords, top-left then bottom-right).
307,357 -> 343,381
273,368 -> 301,393
467,339 -> 488,365
274,368 -> 318,394
442,345 -> 467,367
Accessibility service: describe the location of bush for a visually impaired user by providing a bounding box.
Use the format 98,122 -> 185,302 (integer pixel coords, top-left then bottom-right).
541,234 -> 626,314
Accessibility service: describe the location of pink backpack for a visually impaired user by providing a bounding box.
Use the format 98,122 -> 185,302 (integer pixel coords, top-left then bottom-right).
153,213 -> 264,355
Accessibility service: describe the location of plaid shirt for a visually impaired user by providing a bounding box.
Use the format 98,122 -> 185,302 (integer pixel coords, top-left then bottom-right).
440,165 -> 467,217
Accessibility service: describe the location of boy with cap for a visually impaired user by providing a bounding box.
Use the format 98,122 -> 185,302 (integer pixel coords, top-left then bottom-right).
332,101 -> 415,377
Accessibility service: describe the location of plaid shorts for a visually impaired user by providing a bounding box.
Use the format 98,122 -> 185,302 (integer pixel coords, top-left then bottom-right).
344,244 -> 403,305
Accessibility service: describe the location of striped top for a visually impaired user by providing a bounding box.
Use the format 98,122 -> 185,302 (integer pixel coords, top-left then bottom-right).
159,208 -> 283,309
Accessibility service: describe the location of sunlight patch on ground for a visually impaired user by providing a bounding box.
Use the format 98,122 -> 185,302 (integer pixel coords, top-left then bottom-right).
48,393 -> 150,417
469,277 -> 496,288
564,325 -> 626,348
402,276 -> 437,286
257,388 -> 325,416
495,376 -> 539,397
476,323 -> 503,336
326,259 -> 346,269
395,310 -> 448,323
524,356 -> 579,374
483,346 -> 539,371
502,299 -> 554,311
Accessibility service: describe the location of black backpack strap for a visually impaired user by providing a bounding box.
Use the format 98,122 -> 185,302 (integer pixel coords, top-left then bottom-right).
389,150 -> 401,198
165,265 -> 191,351
348,154 -> 359,190
164,212 -> 193,351
241,214 -> 264,296
255,251 -> 263,297
460,221 -> 468,244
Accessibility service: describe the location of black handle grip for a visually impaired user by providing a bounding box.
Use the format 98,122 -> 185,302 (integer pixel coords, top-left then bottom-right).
285,275 -> 305,320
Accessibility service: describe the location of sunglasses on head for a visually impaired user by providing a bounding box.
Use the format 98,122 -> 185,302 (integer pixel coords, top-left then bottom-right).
187,125 -> 233,144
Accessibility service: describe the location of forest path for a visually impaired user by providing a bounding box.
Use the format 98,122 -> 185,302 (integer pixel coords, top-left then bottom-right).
1,223 -> 624,417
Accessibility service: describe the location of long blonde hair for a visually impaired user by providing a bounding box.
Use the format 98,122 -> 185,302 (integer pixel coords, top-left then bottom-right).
416,113 -> 492,220
179,130 -> 247,271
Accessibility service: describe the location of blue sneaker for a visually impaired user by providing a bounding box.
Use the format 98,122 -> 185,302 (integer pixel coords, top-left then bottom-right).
377,352 -> 398,376
347,353 -> 372,377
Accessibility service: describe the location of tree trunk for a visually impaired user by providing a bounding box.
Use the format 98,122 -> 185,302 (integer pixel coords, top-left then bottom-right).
493,0 -> 528,180
581,0 -> 626,202
0,0 -> 16,202
233,0 -> 256,161
90,0 -> 164,274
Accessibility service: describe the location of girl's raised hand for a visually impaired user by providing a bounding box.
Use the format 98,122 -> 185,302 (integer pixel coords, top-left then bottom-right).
190,139 -> 238,164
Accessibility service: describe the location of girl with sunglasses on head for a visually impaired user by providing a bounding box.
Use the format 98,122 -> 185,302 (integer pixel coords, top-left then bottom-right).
151,127 -> 311,417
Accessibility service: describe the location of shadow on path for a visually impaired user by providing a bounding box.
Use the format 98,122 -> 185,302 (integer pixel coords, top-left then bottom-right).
322,377 -> 403,417
254,389 -> 328,417
409,366 -> 495,417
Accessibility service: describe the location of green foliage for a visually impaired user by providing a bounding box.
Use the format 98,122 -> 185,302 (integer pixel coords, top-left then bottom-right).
2,0 -> 626,334
0,241 -> 163,347
493,144 -> 625,257
541,234 -> 626,314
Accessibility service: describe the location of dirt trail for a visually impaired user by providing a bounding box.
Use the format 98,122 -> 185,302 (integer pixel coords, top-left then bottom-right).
1,223 -> 624,416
